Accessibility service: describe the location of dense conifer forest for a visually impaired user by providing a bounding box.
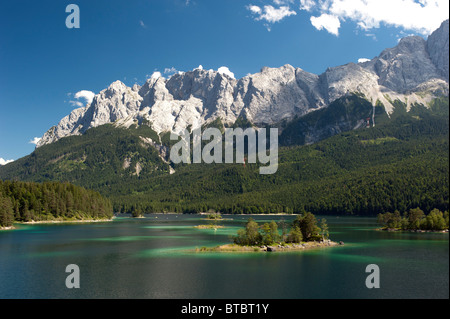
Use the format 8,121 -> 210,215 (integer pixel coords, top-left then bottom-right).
0,180 -> 113,227
0,96 -> 448,218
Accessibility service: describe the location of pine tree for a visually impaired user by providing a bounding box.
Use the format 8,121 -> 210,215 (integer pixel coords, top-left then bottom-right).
286,226 -> 303,243
0,194 -> 14,227
320,218 -> 329,241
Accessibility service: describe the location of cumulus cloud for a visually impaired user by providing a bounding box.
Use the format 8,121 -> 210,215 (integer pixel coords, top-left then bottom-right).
218,66 -> 235,79
310,13 -> 341,36
69,90 -> 95,108
29,137 -> 42,146
0,158 -> 14,166
299,0 -> 316,11
247,4 -> 297,30
74,90 -> 95,104
248,5 -> 262,14
300,0 -> 449,36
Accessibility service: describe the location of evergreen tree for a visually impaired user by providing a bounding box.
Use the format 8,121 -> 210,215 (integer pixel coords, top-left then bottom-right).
320,218 -> 329,240
377,208 -> 448,231
0,180 -> 113,223
0,194 -> 14,227
245,218 -> 262,245
261,221 -> 280,245
294,213 -> 319,241
286,226 -> 303,243
408,208 -> 425,230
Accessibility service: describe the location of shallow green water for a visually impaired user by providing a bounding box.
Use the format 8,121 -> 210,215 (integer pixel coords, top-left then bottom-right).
0,215 -> 448,299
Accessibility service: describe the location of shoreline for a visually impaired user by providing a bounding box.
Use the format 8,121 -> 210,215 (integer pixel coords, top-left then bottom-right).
21,218 -> 115,224
0,218 -> 116,230
195,240 -> 343,253
378,228 -> 449,233
0,226 -> 16,231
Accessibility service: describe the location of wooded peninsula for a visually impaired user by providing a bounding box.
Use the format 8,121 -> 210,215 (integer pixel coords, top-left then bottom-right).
0,180 -> 113,229
377,207 -> 449,232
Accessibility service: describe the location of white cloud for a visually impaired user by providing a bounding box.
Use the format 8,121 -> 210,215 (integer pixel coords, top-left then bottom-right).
248,5 -> 262,14
299,0 -> 316,11
273,0 -> 293,5
69,90 -> 95,108
247,4 -> 297,29
300,0 -> 449,36
0,158 -> 14,166
69,101 -> 84,108
139,20 -> 147,28
29,137 -> 42,146
358,58 -> 371,63
310,13 -> 341,36
164,67 -> 178,75
74,90 -> 95,105
195,65 -> 204,70
218,66 -> 235,79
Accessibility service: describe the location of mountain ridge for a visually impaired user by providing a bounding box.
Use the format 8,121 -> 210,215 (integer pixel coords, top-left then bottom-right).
36,19 -> 449,148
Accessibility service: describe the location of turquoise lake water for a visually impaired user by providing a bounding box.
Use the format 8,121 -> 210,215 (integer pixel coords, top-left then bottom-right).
0,215 -> 448,299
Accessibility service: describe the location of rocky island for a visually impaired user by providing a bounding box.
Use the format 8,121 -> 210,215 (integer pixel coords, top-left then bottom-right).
195,213 -> 343,253
196,240 -> 343,253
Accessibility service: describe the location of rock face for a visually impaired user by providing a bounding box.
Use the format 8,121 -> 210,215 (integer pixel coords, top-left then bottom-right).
38,81 -> 143,147
37,20 -> 449,148
236,65 -> 325,125
427,19 -> 450,81
368,36 -> 441,93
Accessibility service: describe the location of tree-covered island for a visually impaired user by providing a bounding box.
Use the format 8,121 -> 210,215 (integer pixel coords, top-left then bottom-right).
193,211 -> 225,229
377,207 -> 449,232
196,213 -> 342,253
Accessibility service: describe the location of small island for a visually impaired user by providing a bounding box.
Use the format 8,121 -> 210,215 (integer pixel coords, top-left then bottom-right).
377,208 -> 449,232
193,211 -> 226,229
194,224 -> 225,229
195,213 -> 343,253
203,211 -> 223,220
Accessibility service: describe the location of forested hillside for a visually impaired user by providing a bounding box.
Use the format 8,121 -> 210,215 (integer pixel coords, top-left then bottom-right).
111,98 -> 449,215
0,180 -> 113,227
1,96 -> 448,217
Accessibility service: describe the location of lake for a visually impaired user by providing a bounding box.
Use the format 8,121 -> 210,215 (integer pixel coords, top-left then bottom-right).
0,215 -> 448,299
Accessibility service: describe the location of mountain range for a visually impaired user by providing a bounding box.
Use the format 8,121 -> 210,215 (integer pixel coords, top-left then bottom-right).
0,20 -> 448,217
36,20 -> 449,148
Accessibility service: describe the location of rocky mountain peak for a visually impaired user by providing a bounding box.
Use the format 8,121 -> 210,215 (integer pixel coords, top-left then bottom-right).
396,35 -> 427,52
427,19 -> 449,80
36,20 -> 449,148
367,34 -> 441,93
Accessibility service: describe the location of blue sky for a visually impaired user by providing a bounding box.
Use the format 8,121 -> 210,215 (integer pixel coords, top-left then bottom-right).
0,0 -> 448,163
